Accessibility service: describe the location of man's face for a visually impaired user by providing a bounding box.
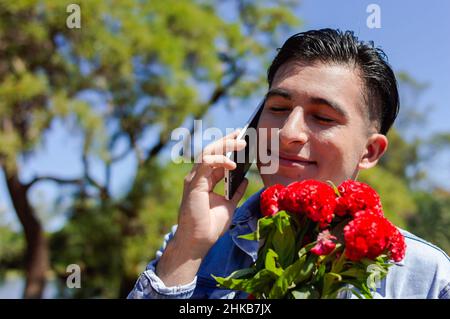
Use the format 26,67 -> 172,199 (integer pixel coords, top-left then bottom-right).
257,60 -> 374,187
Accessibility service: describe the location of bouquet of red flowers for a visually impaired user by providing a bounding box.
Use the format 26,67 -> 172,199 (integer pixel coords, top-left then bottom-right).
214,180 -> 406,299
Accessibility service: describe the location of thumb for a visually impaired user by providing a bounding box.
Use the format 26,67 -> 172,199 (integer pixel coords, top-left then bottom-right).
230,178 -> 249,207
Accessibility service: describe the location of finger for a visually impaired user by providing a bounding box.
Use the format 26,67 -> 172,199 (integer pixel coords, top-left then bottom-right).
184,163 -> 199,185
191,128 -> 242,170
201,128 -> 243,155
210,167 -> 225,187
190,155 -> 237,190
230,177 -> 249,206
203,138 -> 246,157
222,128 -> 242,140
199,154 -> 236,172
187,129 -> 242,184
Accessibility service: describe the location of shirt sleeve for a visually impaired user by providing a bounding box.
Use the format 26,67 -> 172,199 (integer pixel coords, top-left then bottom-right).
438,280 -> 450,299
127,225 -> 197,299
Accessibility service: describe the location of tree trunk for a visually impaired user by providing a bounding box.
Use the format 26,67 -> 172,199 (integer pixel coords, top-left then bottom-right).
3,168 -> 49,299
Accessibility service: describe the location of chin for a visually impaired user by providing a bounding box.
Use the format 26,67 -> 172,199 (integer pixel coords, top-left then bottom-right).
260,174 -> 307,187
257,162 -> 327,187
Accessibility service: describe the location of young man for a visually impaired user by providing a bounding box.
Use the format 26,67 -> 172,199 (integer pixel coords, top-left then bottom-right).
128,29 -> 450,299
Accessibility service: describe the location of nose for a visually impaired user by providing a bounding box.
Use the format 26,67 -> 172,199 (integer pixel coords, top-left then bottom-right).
279,106 -> 308,147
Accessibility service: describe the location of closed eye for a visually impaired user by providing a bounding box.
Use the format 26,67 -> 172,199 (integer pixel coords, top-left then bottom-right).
269,106 -> 290,112
314,115 -> 334,123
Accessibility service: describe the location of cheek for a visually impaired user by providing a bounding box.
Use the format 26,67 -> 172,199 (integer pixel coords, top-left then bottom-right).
316,131 -> 366,178
314,132 -> 358,169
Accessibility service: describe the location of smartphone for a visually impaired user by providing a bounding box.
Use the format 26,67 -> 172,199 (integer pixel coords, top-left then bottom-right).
224,100 -> 264,200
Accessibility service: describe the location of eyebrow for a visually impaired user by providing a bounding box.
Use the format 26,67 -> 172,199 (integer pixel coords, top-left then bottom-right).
265,88 -> 348,118
310,97 -> 348,118
265,88 -> 293,100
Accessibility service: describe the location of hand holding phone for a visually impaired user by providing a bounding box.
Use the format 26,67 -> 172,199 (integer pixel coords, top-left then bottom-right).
224,100 -> 264,200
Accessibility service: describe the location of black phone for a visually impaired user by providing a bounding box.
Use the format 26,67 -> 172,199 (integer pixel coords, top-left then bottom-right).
224,100 -> 264,200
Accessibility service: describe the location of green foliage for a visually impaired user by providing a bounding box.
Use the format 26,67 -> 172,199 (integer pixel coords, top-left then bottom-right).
408,191 -> 450,254
50,201 -> 123,298
122,160 -> 192,279
0,226 -> 24,280
379,129 -> 420,181
358,166 -> 417,228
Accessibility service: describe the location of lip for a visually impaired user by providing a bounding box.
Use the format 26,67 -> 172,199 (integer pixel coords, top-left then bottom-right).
272,150 -> 317,168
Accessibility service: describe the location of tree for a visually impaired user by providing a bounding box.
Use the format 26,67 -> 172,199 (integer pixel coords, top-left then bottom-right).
0,0 -> 301,298
409,190 -> 450,253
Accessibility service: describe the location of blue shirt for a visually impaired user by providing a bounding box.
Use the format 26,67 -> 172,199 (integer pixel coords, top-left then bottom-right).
128,188 -> 450,299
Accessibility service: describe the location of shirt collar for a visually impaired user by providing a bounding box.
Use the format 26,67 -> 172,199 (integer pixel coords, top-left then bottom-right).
231,187 -> 265,227
229,187 -> 265,262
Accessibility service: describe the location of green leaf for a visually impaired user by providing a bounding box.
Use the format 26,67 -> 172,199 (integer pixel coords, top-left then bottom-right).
267,254 -> 307,298
268,252 -> 319,298
291,285 -> 320,299
273,210 -> 290,234
245,269 -> 278,295
237,215 -> 276,241
265,249 -> 283,277
316,263 -> 327,280
298,242 -> 317,258
214,268 -> 278,297
255,231 -> 274,271
321,272 -> 343,298
331,248 -> 347,273
341,279 -> 373,299
258,216 -> 276,240
213,267 -> 257,290
340,268 -> 367,279
226,267 -> 258,280
350,288 -> 365,299
238,231 -> 258,241
272,215 -> 296,268
213,275 -> 247,291
294,254 -> 317,284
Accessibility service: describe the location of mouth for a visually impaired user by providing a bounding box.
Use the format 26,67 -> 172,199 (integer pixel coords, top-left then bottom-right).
268,150 -> 317,168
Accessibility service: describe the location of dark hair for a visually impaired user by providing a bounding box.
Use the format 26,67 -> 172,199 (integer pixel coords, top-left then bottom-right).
267,29 -> 399,135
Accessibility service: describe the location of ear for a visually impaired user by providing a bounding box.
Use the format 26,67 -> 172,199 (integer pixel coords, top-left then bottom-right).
358,133 -> 388,170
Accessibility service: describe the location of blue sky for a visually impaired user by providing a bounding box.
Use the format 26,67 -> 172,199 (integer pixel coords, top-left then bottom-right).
1,0 -> 449,231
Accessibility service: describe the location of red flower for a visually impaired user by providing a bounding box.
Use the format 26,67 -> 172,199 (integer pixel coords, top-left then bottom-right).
343,210 -> 406,262
260,184 -> 286,217
280,180 -> 336,228
387,224 -> 407,262
311,230 -> 337,256
335,180 -> 383,217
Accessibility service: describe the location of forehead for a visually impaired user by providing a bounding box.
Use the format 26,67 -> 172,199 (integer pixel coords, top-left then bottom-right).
271,60 -> 366,117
